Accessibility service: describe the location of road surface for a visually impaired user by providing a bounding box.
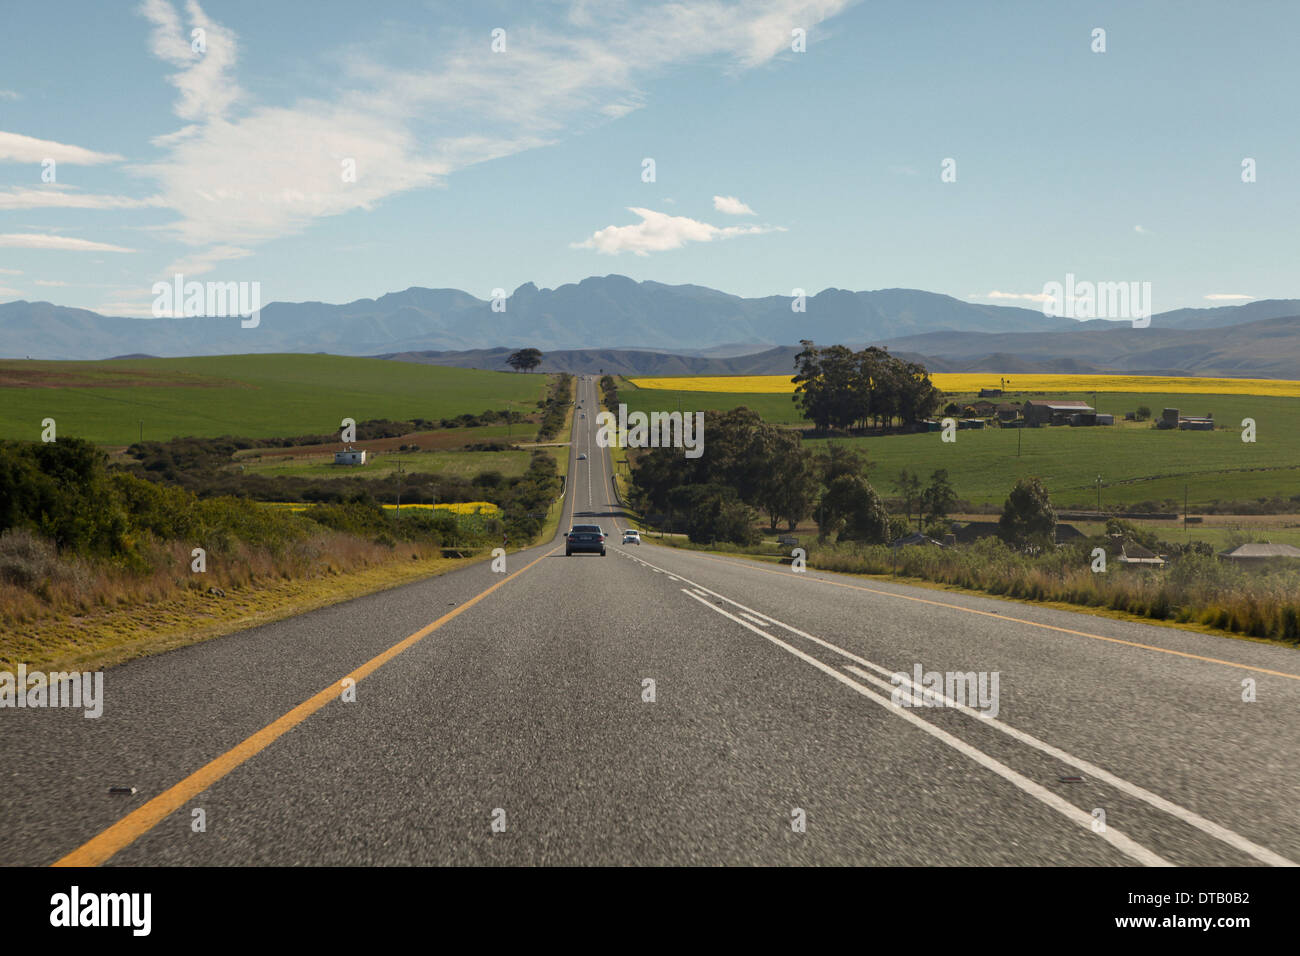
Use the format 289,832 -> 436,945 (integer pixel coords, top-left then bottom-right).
3,375 -> 1298,866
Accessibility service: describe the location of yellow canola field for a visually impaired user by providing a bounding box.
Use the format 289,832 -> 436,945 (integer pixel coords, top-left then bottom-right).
261,501 -> 502,515
627,374 -> 1300,397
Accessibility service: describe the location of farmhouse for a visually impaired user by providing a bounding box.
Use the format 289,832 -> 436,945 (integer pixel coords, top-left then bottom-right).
1218,543 -> 1300,564
334,446 -> 366,465
1116,539 -> 1165,567
1022,399 -> 1094,426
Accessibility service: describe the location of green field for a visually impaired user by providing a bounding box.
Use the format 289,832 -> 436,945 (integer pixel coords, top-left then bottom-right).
622,385 -> 1300,510
619,381 -> 803,423
0,355 -> 551,445
237,448 -> 532,480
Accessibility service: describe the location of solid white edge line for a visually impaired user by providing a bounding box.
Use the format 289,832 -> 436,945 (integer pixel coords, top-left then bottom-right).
652,554 -> 1298,867
679,588 -> 1172,868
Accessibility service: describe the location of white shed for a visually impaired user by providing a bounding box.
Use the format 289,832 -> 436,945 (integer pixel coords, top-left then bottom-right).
334,447 -> 366,465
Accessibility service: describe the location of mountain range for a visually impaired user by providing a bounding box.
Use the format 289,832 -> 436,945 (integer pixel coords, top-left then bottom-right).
1,277 -> 1297,377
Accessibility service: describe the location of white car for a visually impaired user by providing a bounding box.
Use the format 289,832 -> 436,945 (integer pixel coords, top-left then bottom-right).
622,529 -> 641,545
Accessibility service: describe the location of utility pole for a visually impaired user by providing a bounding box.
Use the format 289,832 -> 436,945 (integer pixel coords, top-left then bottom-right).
1096,474 -> 1102,512
393,458 -> 407,517
139,420 -> 143,444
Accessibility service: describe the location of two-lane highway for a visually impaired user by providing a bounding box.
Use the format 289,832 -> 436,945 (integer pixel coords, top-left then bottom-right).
3,375 -> 1297,866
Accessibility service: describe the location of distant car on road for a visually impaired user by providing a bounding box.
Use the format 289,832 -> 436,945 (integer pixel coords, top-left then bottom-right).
566,525 -> 606,556
577,452 -> 587,460
622,529 -> 641,545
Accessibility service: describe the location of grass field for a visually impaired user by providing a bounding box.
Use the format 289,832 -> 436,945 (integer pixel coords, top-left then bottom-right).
619,383 -> 805,424
621,380 -> 1300,510
0,354 -> 551,445
628,373 -> 1300,397
237,447 -> 532,481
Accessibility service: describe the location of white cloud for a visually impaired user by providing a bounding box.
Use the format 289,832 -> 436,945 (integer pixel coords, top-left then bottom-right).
0,90 -> 19,101
0,130 -> 123,165
978,290 -> 1053,303
0,267 -> 21,275
713,194 -> 756,216
163,245 -> 253,275
0,233 -> 135,252
0,187 -> 164,210
131,0 -> 849,272
1205,293 -> 1254,301
1134,224 -> 1149,234
34,280 -> 70,286
572,206 -> 785,255
0,286 -> 21,297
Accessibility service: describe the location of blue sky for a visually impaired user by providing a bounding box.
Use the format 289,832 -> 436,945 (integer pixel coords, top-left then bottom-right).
0,0 -> 1296,317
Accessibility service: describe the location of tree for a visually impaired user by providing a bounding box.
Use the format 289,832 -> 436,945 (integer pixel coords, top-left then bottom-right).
892,469 -> 922,532
998,477 -> 1056,549
820,473 -> 890,544
758,431 -> 814,531
921,468 -> 957,531
506,348 -> 543,372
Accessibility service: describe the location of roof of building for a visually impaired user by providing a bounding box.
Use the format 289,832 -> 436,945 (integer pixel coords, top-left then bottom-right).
1119,541 -> 1164,564
1025,400 -> 1094,409
890,531 -> 946,548
1219,542 -> 1300,559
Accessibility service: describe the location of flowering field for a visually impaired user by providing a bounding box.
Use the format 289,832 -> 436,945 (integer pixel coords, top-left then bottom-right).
627,374 -> 1300,398
261,501 -> 501,516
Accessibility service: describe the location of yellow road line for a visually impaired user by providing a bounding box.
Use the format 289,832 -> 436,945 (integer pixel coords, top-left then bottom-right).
53,546 -> 557,868
677,550 -> 1300,682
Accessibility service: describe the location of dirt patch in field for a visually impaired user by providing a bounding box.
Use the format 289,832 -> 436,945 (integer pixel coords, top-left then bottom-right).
0,364 -> 240,389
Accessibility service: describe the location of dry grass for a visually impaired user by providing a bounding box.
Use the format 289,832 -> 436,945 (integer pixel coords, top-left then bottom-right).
0,531 -> 481,673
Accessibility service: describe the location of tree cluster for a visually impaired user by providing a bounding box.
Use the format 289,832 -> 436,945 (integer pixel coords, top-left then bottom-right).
792,341 -> 941,431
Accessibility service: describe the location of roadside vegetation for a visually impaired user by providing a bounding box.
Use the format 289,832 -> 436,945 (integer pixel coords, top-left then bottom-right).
622,348 -> 1300,645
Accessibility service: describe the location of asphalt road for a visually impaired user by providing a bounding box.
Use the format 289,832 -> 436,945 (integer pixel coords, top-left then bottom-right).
3,375 -> 1298,866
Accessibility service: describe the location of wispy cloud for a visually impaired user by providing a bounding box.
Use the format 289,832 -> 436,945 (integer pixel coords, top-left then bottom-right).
572,207 -> 785,255
132,0 -> 848,272
0,186 -> 164,210
0,90 -> 19,101
1134,224 -> 1149,234
1205,293 -> 1254,301
0,267 -> 21,275
0,130 -> 123,165
0,233 -> 135,252
713,194 -> 756,216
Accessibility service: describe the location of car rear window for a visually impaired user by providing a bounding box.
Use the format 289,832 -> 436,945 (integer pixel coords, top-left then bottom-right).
572,525 -> 601,533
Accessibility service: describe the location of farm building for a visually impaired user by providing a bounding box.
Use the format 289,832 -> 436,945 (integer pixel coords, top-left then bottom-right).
334,446 -> 367,465
996,404 -> 1019,422
1117,540 -> 1165,567
979,388 -> 1003,398
1157,407 -> 1215,430
1218,543 -> 1300,564
890,531 -> 947,549
1022,400 -> 1094,426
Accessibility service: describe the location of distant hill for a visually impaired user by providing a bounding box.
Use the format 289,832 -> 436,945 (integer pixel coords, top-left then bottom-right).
878,314 -> 1300,379
2,278 -> 1296,376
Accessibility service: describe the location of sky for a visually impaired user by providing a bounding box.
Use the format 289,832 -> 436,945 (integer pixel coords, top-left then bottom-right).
0,0 -> 1296,317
